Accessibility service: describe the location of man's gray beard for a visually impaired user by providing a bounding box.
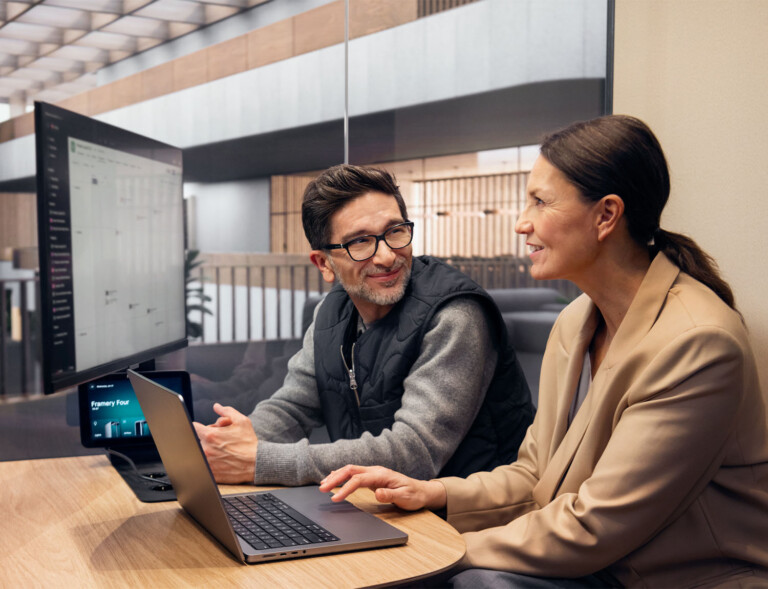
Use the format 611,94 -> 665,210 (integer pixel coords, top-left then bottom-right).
329,258 -> 412,307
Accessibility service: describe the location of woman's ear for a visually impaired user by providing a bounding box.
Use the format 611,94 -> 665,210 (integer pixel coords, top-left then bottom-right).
595,194 -> 625,242
310,250 -> 336,284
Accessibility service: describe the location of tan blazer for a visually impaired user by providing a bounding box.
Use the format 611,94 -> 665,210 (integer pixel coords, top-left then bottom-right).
441,254 -> 768,588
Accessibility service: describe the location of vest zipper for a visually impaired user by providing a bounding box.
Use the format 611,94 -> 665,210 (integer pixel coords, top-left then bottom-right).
340,343 -> 360,406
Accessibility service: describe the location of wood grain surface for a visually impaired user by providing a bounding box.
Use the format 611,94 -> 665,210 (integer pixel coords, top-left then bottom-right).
0,455 -> 464,588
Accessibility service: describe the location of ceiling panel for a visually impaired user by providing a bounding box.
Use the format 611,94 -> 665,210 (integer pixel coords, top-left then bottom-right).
49,44 -> 108,62
0,76 -> 39,90
0,22 -> 62,43
10,66 -> 59,81
101,15 -> 170,39
0,37 -> 38,55
45,0 -> 124,13
28,55 -> 84,72
75,31 -> 138,51
16,5 -> 92,30
135,0 -> 205,24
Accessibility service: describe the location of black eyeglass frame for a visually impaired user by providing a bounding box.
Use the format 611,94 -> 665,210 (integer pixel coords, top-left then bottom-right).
322,221 -> 415,262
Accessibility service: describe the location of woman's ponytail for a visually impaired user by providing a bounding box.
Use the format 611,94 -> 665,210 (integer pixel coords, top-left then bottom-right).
653,229 -> 737,311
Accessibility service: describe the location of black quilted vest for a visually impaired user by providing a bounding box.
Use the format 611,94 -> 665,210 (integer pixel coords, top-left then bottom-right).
313,255 -> 534,478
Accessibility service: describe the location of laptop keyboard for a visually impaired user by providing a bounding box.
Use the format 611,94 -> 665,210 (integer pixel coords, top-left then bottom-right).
223,493 -> 339,551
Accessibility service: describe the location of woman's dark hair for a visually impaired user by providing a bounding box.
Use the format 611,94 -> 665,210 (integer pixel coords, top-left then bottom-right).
540,114 -> 736,310
301,164 -> 408,250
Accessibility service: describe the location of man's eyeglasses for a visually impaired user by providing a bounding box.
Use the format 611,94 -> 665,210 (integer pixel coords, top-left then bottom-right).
323,221 -> 414,262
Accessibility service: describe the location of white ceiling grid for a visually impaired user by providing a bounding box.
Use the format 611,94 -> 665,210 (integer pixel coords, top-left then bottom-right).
0,0 -> 268,106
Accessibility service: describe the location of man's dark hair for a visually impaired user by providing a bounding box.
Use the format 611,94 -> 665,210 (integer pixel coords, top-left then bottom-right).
301,164 -> 408,250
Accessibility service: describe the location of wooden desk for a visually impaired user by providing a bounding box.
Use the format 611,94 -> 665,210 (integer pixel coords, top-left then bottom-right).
0,455 -> 465,587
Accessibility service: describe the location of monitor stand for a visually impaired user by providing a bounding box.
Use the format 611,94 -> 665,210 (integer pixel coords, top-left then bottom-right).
106,445 -> 177,503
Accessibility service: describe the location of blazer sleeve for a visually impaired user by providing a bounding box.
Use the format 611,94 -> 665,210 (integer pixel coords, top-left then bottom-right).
439,404 -> 543,530
444,324 -> 747,578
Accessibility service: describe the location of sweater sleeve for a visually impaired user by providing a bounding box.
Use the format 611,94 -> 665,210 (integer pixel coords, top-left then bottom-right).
247,314 -> 326,445
251,297 -> 498,486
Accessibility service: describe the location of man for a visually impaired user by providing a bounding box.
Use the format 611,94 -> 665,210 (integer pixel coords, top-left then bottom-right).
193,164 -> 533,486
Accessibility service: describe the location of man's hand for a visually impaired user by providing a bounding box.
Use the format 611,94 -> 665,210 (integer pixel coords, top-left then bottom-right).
193,403 -> 258,484
318,465 -> 447,511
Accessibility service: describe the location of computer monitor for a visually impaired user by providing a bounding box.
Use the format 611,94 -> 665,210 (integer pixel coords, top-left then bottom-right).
35,102 -> 187,395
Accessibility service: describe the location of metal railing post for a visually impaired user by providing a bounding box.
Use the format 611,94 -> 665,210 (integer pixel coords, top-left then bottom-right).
0,282 -> 6,399
246,266 -> 252,341
20,281 -> 30,395
231,266 -> 236,342
261,266 -> 266,340
215,267 -> 221,343
290,266 -> 296,338
199,266 -> 205,341
275,266 -> 282,339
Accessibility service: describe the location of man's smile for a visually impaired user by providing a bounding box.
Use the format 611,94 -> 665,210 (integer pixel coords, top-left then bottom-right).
366,267 -> 401,283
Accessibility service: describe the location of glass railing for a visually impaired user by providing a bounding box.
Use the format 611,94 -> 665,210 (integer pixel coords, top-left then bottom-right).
0,256 -> 576,398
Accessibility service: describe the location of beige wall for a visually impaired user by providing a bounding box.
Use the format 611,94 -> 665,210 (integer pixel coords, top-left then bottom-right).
613,0 -> 768,388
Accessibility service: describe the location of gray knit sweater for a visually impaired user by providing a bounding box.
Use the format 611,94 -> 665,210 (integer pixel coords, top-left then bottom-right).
248,297 -> 497,485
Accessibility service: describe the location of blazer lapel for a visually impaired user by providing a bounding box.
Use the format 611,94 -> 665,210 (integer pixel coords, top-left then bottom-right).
600,253 -> 680,372
534,254 -> 680,504
534,302 -> 599,503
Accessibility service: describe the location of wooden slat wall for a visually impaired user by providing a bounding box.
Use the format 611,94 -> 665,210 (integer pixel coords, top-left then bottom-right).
270,175 -> 316,254
351,0 -> 419,38
293,1 -> 345,55
268,169 -> 531,260
413,171 -> 529,258
418,0 -> 480,18
0,193 -> 36,260
247,17 -> 294,68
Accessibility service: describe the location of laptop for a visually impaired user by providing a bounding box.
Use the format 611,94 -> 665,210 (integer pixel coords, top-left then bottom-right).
127,369 -> 408,564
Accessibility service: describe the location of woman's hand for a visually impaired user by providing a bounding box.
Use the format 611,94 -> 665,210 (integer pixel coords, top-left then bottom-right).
318,465 -> 447,511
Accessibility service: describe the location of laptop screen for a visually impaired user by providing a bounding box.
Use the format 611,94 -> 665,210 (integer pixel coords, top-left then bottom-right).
79,371 -> 193,448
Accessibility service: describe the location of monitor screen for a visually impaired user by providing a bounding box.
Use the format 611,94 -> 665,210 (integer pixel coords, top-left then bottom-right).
35,102 -> 187,394
78,371 -> 193,449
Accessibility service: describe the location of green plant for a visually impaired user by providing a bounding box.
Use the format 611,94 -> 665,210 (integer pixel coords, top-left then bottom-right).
185,249 -> 212,339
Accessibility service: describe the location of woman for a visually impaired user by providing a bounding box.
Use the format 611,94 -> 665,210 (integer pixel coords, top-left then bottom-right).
319,115 -> 768,588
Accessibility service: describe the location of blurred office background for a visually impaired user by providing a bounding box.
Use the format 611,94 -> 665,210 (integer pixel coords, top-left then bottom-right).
1,0 -> 766,460
0,0 -> 608,399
